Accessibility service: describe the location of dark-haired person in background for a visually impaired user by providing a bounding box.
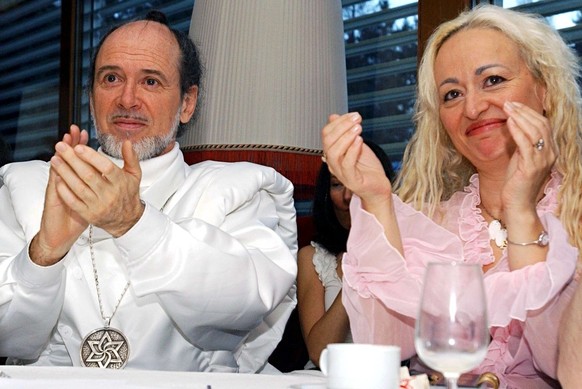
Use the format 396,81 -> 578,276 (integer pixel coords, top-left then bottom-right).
297,139 -> 394,368
0,10 -> 297,372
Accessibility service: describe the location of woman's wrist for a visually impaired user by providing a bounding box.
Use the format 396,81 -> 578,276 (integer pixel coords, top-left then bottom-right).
504,209 -> 544,244
361,192 -> 393,219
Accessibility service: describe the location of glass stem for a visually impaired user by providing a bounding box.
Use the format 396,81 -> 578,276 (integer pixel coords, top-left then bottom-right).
445,377 -> 458,389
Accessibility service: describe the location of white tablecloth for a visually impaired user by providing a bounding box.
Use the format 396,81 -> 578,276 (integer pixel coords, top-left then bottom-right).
0,366 -> 327,389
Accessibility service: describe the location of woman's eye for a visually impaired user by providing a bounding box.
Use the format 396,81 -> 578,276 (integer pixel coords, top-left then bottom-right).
484,75 -> 506,87
330,182 -> 345,191
443,90 -> 461,102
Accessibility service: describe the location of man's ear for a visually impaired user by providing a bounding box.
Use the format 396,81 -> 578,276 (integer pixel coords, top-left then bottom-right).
180,85 -> 198,123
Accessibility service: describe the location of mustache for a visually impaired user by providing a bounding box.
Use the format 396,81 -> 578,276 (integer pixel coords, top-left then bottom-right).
110,112 -> 149,122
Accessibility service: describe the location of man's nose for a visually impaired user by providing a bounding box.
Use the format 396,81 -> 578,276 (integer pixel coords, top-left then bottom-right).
118,83 -> 140,109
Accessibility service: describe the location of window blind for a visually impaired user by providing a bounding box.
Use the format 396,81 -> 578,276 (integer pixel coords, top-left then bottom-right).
509,0 -> 582,56
0,0 -> 61,162
342,0 -> 418,165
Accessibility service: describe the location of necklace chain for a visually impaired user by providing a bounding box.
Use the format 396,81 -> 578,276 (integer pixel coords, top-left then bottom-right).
479,202 -> 503,226
88,225 -> 130,327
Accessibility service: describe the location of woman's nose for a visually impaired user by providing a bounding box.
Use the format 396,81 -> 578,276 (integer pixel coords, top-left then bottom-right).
343,188 -> 353,203
464,90 -> 489,119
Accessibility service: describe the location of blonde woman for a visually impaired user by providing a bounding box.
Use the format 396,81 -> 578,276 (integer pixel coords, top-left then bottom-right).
322,5 -> 581,388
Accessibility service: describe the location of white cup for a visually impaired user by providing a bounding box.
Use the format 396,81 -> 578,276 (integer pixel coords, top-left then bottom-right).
319,343 -> 400,389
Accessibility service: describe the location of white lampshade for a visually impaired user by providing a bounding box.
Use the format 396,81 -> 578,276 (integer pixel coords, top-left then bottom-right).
181,0 -> 347,152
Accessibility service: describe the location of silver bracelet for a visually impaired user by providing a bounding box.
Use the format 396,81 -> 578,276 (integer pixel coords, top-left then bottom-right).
507,231 -> 549,247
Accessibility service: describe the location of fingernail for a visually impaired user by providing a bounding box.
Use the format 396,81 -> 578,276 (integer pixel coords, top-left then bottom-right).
75,145 -> 84,153
504,101 -> 515,111
50,156 -> 61,166
349,112 -> 360,122
351,124 -> 361,133
55,142 -> 66,152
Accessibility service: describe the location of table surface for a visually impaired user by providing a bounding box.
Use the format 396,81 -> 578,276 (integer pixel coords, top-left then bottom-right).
0,365 -> 327,389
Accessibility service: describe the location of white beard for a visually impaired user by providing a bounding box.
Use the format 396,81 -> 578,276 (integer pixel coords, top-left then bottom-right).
93,108 -> 181,161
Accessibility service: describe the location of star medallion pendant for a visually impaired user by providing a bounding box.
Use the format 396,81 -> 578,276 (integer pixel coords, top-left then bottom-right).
80,327 -> 129,369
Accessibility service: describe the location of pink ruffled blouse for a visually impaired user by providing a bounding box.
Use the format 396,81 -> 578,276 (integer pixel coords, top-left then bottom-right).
342,171 -> 578,389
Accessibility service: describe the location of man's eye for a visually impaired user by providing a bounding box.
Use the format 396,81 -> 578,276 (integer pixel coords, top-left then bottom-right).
105,74 -> 117,83
145,78 -> 158,86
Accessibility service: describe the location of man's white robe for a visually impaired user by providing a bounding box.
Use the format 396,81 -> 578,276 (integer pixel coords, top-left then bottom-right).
0,144 -> 297,372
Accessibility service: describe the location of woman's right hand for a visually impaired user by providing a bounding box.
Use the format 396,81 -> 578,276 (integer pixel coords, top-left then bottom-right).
321,113 -> 392,209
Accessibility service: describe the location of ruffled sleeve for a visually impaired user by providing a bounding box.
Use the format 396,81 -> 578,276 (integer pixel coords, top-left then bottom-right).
342,195 -> 463,358
484,213 -> 577,326
342,195 -> 463,318
480,170 -> 577,325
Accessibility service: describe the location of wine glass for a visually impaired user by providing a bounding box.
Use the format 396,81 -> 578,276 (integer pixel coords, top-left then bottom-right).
415,262 -> 489,389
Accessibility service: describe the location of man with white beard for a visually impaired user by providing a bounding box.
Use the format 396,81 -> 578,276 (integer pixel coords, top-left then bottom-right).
0,10 -> 297,373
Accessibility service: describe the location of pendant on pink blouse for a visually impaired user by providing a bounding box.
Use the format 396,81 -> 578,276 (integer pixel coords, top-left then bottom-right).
488,219 -> 507,249
81,327 -> 129,368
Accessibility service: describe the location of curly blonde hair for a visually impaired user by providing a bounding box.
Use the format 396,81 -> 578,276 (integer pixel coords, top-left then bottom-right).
394,4 -> 582,251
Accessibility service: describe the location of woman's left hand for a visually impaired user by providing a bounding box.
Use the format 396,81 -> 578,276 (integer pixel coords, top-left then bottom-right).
502,101 -> 556,215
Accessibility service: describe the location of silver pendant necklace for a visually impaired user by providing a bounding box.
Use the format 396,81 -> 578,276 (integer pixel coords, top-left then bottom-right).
480,202 -> 507,249
80,225 -> 130,369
